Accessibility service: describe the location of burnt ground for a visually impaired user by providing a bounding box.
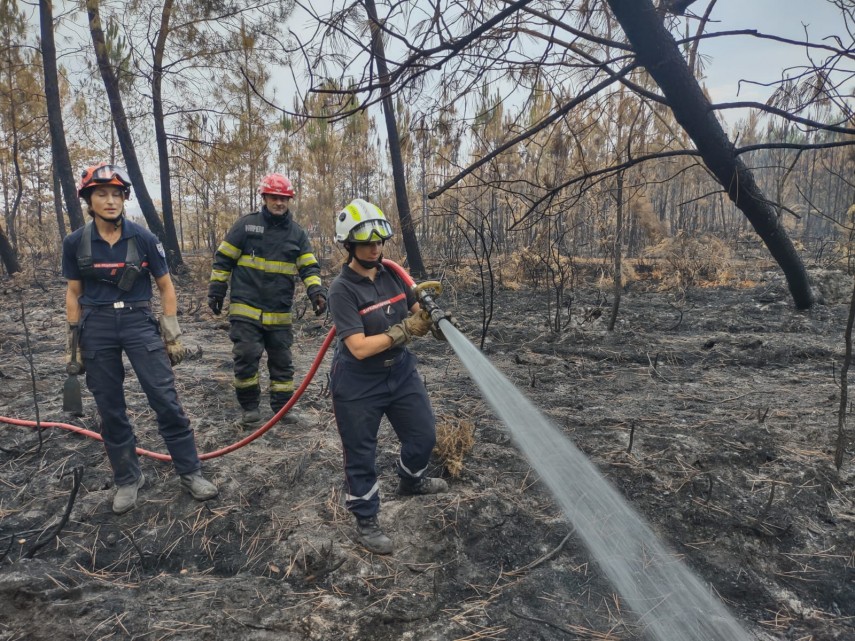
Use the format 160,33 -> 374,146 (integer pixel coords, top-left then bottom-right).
0,261 -> 854,641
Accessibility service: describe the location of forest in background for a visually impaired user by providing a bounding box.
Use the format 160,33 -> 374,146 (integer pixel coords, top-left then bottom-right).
0,0 -> 852,303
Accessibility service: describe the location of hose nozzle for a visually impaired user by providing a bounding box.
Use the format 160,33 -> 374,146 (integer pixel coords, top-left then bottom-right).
414,281 -> 447,324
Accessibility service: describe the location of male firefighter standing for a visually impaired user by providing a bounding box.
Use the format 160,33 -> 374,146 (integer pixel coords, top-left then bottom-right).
207,173 -> 327,427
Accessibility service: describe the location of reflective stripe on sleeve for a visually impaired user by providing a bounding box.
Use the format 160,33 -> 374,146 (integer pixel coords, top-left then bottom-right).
297,253 -> 319,268
217,241 -> 241,260
210,269 -> 230,283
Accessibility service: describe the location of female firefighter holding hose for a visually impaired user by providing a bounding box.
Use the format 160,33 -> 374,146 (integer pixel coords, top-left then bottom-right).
61,163 -> 217,515
327,199 -> 448,554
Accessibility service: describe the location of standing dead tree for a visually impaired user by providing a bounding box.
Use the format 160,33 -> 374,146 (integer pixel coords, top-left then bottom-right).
295,1 -> 855,310
365,0 -> 426,277
837,278 -> 855,470
605,0 -> 814,307
454,197 -> 497,350
39,0 -> 84,233
85,0 -> 172,264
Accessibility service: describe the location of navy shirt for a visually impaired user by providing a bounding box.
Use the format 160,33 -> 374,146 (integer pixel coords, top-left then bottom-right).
61,219 -> 169,306
328,263 -> 417,366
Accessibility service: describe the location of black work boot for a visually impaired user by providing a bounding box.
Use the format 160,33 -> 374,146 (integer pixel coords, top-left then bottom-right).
271,394 -> 301,425
271,404 -> 301,425
355,515 -> 394,554
238,408 -> 261,429
397,476 -> 449,496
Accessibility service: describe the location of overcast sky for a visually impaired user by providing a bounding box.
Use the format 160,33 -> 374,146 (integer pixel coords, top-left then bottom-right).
281,0 -> 847,114
131,0 -> 850,213
695,0 -> 846,103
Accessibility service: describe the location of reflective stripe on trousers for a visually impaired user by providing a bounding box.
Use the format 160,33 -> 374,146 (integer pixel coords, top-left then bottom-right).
330,350 -> 436,519
229,319 -> 294,411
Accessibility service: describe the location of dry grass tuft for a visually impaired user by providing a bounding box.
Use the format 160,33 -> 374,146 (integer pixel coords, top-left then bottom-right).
181,254 -> 216,292
434,415 -> 476,478
643,232 -> 732,288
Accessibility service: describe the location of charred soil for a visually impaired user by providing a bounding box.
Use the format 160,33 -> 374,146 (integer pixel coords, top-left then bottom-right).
0,266 -> 854,641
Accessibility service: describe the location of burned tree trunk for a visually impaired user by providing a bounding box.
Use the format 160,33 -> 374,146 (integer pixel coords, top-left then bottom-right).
365,0 -> 426,278
39,0 -> 84,231
151,0 -> 183,270
606,0 -> 814,309
86,0 -> 175,267
0,222 -> 20,275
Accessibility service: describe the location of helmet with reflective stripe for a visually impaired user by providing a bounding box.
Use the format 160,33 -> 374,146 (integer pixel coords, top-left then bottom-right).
258,173 -> 295,197
335,199 -> 394,243
78,162 -> 132,199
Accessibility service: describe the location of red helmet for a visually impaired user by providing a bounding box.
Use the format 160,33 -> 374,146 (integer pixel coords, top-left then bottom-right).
258,173 -> 295,198
78,162 -> 132,199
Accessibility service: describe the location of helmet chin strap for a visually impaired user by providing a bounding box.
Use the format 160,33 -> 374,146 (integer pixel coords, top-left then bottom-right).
355,254 -> 383,270
95,211 -> 125,229
345,243 -> 383,270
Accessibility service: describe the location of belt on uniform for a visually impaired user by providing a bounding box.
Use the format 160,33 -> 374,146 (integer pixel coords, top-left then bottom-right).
83,301 -> 151,310
338,349 -> 407,371
377,352 -> 406,368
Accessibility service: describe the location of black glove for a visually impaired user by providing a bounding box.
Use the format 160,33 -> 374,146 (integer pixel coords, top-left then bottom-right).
65,324 -> 85,375
311,293 -> 327,316
208,295 -> 224,315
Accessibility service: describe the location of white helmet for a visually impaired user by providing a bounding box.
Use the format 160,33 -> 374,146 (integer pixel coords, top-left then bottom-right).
335,199 -> 394,243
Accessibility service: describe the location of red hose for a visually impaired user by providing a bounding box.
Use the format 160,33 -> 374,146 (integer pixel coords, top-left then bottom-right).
0,260 -> 413,462
382,257 -> 416,288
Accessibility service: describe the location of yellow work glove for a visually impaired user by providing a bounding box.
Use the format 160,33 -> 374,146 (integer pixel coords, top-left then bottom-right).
407,310 -> 433,337
159,315 -> 186,366
385,311 -> 432,348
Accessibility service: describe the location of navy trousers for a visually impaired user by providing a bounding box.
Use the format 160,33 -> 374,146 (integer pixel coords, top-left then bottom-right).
80,305 -> 201,485
330,350 -> 436,519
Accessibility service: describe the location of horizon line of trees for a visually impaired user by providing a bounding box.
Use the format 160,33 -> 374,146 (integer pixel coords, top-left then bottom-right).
0,0 -> 852,310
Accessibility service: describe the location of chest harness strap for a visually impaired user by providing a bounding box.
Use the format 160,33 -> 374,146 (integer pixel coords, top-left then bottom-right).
76,221 -> 145,291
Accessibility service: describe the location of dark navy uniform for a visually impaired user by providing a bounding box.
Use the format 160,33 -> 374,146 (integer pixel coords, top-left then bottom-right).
328,264 -> 436,519
61,220 -> 202,486
208,207 -> 325,412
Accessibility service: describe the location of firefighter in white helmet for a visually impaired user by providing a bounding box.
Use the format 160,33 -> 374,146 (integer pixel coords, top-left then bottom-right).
326,199 -> 448,555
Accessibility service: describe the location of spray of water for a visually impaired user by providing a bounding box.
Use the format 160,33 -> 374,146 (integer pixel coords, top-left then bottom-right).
439,320 -> 751,641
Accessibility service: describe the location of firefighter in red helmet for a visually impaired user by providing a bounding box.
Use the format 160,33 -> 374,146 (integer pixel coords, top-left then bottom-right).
62,162 -> 218,514
208,173 -> 327,427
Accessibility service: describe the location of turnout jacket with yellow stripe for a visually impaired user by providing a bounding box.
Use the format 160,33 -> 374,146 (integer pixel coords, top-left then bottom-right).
208,208 -> 325,327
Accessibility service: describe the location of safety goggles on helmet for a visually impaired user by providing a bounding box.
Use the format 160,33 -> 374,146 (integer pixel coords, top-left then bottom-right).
78,163 -> 133,200
91,164 -> 132,187
348,219 -> 393,243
